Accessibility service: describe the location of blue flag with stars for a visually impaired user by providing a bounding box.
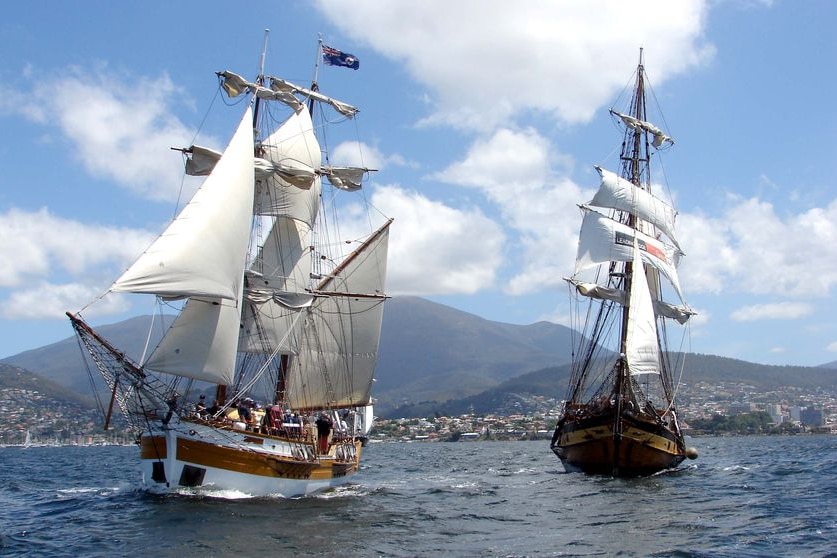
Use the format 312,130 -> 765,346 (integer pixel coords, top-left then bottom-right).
322,44 -> 360,70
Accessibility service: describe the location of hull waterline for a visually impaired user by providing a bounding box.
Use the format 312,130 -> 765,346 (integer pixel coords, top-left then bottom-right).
551,410 -> 686,477
139,420 -> 362,497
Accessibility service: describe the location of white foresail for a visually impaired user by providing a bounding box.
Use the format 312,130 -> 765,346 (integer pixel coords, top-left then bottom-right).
285,221 -> 391,409
113,108 -> 256,301
589,166 -> 680,249
575,208 -> 684,300
144,297 -> 242,385
625,241 -> 660,375
135,107 -> 256,384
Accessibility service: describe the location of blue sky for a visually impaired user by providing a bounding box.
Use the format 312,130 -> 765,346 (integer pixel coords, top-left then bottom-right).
1,0 -> 836,367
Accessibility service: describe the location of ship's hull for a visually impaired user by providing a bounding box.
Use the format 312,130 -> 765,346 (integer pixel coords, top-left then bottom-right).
138,419 -> 362,497
551,410 -> 685,477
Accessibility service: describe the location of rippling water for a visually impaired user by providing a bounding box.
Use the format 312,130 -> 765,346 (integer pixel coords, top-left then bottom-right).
2,436 -> 835,557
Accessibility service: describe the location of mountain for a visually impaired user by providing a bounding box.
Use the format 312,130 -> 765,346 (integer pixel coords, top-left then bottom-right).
374,297 -> 575,410
384,352 -> 837,419
2,315 -> 173,395
0,362 -> 94,407
2,297 -> 836,418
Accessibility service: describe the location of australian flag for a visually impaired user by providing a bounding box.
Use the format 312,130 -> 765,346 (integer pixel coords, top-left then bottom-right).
322,44 -> 360,70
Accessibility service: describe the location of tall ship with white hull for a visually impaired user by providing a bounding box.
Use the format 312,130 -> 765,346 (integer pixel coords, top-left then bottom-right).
550,52 -> 698,476
68,35 -> 391,496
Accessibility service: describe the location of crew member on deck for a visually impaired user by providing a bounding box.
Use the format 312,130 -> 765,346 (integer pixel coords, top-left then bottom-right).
315,413 -> 333,454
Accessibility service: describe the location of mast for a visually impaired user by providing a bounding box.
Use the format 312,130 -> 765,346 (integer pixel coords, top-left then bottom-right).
618,50 -> 649,362
308,36 -> 323,116
252,29 -> 270,128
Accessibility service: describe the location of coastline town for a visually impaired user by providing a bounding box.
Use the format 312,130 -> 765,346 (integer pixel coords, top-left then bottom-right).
1,379 -> 834,447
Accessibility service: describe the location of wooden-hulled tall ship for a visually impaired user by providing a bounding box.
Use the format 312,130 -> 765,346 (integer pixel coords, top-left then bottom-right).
68,34 -> 391,496
550,51 -> 698,476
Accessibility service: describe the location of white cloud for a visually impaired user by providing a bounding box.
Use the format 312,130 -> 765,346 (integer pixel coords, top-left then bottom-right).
827,341 -> 837,353
316,0 -> 712,131
434,128 -> 588,294
330,141 -> 416,170
678,196 -> 837,298
367,185 -> 505,295
730,301 -> 814,322
3,65 -> 203,202
3,282 -> 130,320
0,207 -> 155,289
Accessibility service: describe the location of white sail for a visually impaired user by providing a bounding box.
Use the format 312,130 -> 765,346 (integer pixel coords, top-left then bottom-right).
575,208 -> 684,300
184,145 -> 222,176
611,110 -> 673,148
217,71 -> 359,117
285,222 -> 391,409
112,108 -> 255,301
569,278 -> 694,324
184,145 -> 274,181
239,216 -> 313,354
323,166 -> 369,191
625,241 -> 660,375
255,107 -> 322,226
589,166 -> 680,249
268,76 -> 359,117
143,296 -> 242,385
569,279 -> 625,305
655,300 -> 694,324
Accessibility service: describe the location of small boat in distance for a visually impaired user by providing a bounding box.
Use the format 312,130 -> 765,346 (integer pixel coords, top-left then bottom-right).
550,51 -> 698,476
68,33 -> 391,496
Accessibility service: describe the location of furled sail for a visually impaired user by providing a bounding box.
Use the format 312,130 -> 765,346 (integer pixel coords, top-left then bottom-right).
589,166 -> 680,249
112,107 -> 255,301
184,145 -> 274,181
322,166 -> 369,191
284,221 -> 391,409
568,278 -> 694,324
611,110 -> 673,148
624,241 -> 660,375
575,207 -> 684,300
216,71 -> 359,117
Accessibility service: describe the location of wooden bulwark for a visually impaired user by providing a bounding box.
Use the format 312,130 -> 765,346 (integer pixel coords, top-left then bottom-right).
175,437 -> 322,479
138,435 -> 363,481
139,435 -> 166,459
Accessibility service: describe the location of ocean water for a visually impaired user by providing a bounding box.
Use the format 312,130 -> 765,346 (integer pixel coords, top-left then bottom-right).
1,436 -> 835,557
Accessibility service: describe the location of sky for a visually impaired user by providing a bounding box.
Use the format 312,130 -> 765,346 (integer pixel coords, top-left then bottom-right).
1,0 -> 836,368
